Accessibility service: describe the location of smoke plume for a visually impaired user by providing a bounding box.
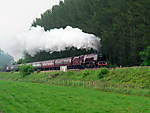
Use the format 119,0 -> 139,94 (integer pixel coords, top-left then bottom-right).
4,26 -> 101,60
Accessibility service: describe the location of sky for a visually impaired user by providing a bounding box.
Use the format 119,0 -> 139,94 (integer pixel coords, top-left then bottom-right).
0,0 -> 60,51
0,0 -> 100,61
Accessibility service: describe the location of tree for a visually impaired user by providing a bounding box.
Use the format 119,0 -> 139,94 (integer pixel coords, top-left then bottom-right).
19,64 -> 35,77
0,49 -> 14,71
17,47 -> 97,63
32,0 -> 150,66
139,46 -> 150,66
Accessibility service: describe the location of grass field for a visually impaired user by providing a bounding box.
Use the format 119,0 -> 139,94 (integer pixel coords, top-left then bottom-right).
0,67 -> 150,96
0,80 -> 150,113
1,67 -> 150,87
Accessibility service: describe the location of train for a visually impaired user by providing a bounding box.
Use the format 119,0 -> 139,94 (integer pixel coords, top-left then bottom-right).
5,53 -> 108,72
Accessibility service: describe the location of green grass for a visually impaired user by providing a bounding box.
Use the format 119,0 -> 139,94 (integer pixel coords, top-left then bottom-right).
104,67 -> 150,88
0,80 -> 150,113
0,67 -> 150,96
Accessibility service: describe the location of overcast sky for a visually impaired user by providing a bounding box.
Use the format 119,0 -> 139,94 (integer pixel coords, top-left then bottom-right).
0,0 -> 60,51
0,0 -> 101,61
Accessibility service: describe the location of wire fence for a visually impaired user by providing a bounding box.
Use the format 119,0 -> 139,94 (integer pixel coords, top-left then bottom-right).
46,80 -> 150,97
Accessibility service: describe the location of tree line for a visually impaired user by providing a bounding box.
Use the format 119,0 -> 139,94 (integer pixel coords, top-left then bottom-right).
31,0 -> 150,66
18,47 -> 97,64
0,49 -> 14,70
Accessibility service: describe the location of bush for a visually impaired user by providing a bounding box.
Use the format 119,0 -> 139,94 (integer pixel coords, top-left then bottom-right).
19,64 -> 35,77
82,71 -> 90,78
98,68 -> 109,79
139,46 -> 150,66
36,69 -> 41,73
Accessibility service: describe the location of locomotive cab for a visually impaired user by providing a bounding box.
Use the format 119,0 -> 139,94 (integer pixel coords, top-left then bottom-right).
97,54 -> 108,66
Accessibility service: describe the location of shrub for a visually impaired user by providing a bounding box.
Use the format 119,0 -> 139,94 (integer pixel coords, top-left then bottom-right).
19,64 -> 35,77
98,68 -> 109,79
50,73 -> 60,78
82,71 -> 90,78
36,69 -> 41,73
139,46 -> 150,66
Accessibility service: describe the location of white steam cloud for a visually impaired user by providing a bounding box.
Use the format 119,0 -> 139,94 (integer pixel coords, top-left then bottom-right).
4,26 -> 101,60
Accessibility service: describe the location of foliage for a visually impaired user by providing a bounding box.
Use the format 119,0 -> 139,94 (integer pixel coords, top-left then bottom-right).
19,64 -> 35,77
1,67 -> 150,89
98,68 -> 109,79
139,46 -> 150,66
17,58 -> 28,64
82,71 -> 90,78
1,67 -> 150,96
0,49 -> 14,70
32,0 -> 150,66
19,47 -> 97,63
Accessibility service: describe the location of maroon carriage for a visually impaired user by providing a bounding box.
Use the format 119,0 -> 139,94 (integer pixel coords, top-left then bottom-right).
55,57 -> 72,67
41,60 -> 55,68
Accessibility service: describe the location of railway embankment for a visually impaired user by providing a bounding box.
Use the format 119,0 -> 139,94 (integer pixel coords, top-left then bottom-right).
0,67 -> 150,96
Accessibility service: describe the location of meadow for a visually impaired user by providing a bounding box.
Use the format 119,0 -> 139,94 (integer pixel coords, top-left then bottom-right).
0,67 -> 150,96
0,67 -> 150,113
0,80 -> 150,113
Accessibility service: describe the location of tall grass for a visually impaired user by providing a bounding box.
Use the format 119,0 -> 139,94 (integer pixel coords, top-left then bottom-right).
47,80 -> 150,97
0,67 -> 150,96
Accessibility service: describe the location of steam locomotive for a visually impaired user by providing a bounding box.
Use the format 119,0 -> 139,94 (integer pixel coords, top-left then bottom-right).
6,53 -> 107,71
